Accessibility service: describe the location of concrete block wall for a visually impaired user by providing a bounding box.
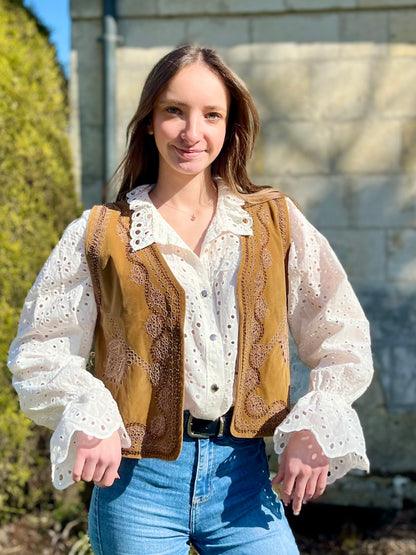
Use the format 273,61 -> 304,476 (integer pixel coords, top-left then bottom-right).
70,0 -> 416,493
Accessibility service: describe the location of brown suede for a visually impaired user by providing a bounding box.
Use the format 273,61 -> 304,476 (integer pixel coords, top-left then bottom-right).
85,196 -> 291,461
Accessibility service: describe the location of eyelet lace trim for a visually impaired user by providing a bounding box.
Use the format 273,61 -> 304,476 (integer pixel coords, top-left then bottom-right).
273,390 -> 370,483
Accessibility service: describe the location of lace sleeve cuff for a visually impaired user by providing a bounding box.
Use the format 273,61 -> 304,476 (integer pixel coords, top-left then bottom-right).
273,390 -> 369,483
50,388 -> 131,489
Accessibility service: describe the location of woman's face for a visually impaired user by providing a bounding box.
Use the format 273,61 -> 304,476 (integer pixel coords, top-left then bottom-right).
151,62 -> 230,184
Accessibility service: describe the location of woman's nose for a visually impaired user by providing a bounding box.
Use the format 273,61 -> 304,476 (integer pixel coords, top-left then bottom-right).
181,115 -> 201,143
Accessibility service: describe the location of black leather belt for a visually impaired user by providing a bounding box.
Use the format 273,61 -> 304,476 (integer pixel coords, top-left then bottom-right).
186,414 -> 226,439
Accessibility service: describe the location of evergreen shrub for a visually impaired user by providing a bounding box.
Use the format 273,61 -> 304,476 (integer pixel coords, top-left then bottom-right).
0,0 -> 81,520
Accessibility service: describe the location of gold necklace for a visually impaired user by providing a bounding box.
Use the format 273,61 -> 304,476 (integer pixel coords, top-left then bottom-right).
151,188 -> 216,222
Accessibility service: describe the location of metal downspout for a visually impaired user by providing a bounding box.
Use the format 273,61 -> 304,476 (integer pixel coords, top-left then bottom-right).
102,0 -> 118,202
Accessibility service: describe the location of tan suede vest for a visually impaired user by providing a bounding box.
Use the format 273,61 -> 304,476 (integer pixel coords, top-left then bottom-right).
86,196 -> 291,460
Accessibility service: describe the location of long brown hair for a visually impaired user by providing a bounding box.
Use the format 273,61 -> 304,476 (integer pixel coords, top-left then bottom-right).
113,44 -> 280,202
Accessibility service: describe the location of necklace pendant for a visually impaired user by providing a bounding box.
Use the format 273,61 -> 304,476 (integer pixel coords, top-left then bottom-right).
190,214 -> 196,221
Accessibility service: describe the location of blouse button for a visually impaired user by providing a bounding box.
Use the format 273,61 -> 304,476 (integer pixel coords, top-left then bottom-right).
201,290 -> 208,298
210,384 -> 219,393
209,334 -> 217,341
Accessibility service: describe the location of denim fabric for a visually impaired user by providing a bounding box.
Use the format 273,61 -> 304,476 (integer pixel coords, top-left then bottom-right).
88,418 -> 299,554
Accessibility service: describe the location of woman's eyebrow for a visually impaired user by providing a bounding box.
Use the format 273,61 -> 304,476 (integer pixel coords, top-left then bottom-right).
157,99 -> 227,112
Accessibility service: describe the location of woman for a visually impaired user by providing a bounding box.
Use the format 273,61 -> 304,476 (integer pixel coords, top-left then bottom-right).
9,45 -> 373,554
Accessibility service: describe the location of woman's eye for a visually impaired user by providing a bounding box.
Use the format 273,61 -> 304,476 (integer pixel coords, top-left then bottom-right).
206,112 -> 221,120
166,107 -> 180,115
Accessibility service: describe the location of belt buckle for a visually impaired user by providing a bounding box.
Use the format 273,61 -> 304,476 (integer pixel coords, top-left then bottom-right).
187,415 -> 226,439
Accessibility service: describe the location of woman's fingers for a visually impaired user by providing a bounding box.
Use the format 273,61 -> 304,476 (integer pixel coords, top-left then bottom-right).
312,467 -> 328,499
72,430 -> 122,487
272,430 -> 330,515
94,467 -> 120,488
72,453 -> 85,483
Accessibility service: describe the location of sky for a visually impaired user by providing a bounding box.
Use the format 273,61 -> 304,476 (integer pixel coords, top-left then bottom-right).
23,0 -> 71,76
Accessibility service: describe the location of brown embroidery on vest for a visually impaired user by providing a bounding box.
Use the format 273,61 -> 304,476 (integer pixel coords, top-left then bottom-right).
125,422 -> 146,453
121,219 -> 185,459
104,315 -> 160,389
233,199 -> 290,436
104,338 -> 127,389
87,206 -> 112,308
87,203 -> 185,460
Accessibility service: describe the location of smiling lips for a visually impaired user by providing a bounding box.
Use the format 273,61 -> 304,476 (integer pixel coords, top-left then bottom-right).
173,145 -> 206,158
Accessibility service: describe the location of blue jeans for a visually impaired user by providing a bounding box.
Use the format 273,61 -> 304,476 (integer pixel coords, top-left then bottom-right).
88,417 -> 299,554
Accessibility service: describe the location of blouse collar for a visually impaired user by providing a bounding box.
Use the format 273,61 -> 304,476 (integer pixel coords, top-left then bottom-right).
126,182 -> 253,252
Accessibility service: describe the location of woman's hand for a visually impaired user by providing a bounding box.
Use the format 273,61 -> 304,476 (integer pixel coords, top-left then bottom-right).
72,430 -> 122,487
271,429 -> 329,515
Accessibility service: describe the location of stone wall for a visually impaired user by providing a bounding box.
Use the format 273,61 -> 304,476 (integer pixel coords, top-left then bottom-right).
70,0 -> 416,504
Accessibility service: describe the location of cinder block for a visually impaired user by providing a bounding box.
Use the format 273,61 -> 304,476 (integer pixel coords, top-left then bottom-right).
118,19 -> 187,49
221,0 -> 286,11
355,175 -> 416,227
389,9 -> 416,43
116,47 -> 164,74
71,20 -> 102,70
158,0 -> 286,14
82,176 -> 105,208
262,121 -> 331,175
286,0 -> 356,8
219,45 -> 254,65
250,42 -> 340,62
70,0 -> 101,19
258,175 -> 352,229
359,0 -> 416,6
340,11 -> 389,42
252,12 -> 339,43
157,0 -> 210,15
80,124 -> 103,180
373,59 -> 416,118
117,0 -> 159,17
387,229 -> 416,281
116,61 -> 152,158
390,43 -> 416,57
310,61 -> 373,120
77,69 -> 102,126
402,120 -> 416,173
389,10 -> 416,56
330,121 -> 401,174
359,283 -> 416,344
186,17 -> 250,48
379,346 -> 416,412
246,62 -> 311,120
323,229 -> 385,283
338,42 -> 388,59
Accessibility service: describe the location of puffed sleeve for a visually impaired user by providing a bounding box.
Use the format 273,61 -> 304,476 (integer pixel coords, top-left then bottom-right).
8,211 -> 131,489
273,198 -> 374,483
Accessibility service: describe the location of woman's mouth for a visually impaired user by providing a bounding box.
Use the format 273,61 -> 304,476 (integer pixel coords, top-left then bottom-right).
173,146 -> 205,159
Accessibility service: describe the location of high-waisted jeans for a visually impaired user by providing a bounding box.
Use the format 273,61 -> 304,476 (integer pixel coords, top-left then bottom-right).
88,416 -> 299,554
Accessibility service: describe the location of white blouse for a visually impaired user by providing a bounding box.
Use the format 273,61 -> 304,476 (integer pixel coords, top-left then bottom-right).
8,184 -> 373,489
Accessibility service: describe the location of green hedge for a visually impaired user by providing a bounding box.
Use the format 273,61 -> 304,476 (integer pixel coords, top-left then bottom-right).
0,0 -> 81,520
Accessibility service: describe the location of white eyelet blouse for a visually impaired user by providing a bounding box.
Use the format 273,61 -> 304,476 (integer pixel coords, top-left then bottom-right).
8,184 -> 373,489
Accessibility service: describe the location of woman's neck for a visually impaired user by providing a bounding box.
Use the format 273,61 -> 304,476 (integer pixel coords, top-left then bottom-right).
149,173 -> 218,256
152,174 -> 217,210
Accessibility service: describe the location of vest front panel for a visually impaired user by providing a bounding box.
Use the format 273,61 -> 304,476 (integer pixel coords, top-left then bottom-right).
86,203 -> 186,460
86,196 -> 291,460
